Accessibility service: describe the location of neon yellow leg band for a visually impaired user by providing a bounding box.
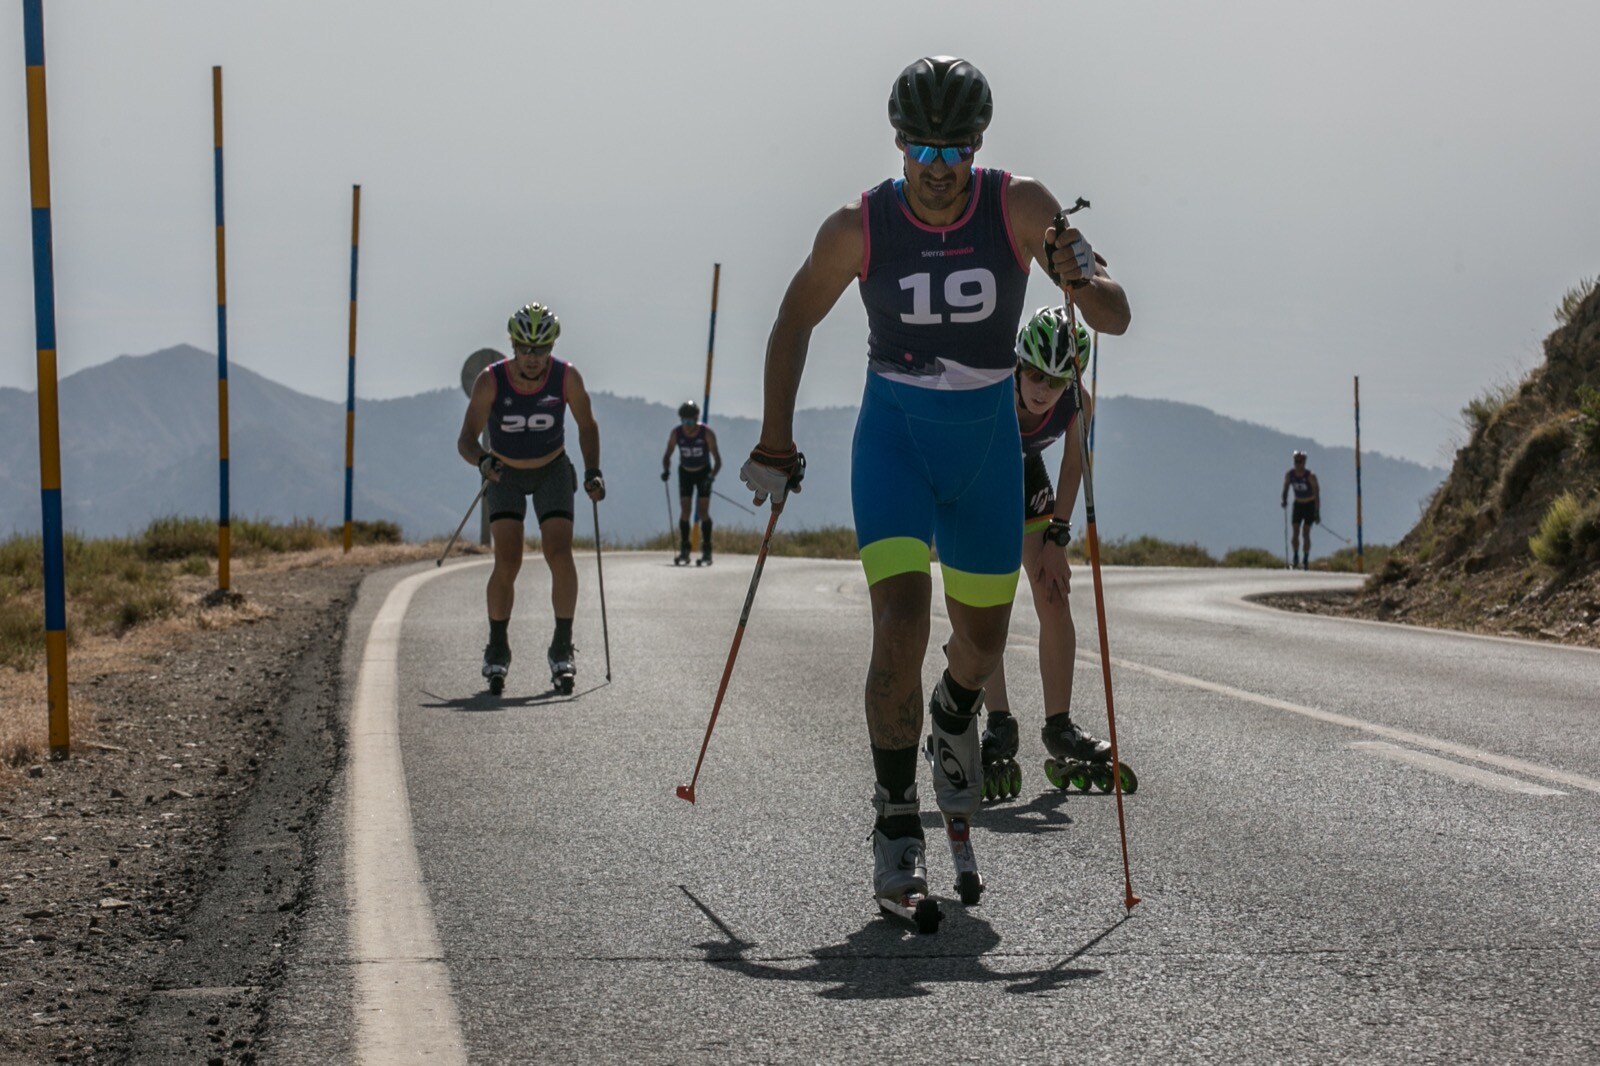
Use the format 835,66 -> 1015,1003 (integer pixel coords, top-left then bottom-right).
941,564 -> 1021,608
859,536 -> 931,585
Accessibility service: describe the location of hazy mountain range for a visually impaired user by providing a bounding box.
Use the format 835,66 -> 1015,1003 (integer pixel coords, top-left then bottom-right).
0,346 -> 1445,557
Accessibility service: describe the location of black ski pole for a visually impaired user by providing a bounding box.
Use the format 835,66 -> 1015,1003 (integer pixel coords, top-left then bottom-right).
711,488 -> 755,515
591,497 -> 612,681
437,480 -> 489,567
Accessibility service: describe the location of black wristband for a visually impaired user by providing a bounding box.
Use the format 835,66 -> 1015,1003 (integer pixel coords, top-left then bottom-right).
584,468 -> 603,483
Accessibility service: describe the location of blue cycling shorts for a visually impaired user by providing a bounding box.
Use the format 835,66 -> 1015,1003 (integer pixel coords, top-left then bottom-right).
851,371 -> 1022,607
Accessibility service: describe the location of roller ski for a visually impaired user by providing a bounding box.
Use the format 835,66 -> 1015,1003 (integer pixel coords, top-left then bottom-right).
980,711 -> 1022,802
923,675 -> 984,905
871,786 -> 942,933
1042,714 -> 1138,794
481,640 -> 511,697
695,550 -> 712,567
547,643 -> 576,695
674,546 -> 691,567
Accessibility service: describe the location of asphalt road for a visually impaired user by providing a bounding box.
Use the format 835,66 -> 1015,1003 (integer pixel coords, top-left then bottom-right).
267,552 -> 1600,1065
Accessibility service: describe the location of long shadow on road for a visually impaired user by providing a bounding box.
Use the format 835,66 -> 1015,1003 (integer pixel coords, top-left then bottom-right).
417,680 -> 611,713
681,886 -> 1117,1001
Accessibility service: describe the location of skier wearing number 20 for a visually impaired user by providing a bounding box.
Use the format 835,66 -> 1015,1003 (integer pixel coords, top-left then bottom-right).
738,57 -> 1129,930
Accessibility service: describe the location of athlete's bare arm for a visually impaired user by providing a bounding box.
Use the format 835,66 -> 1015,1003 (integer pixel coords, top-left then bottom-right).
1039,394 -> 1093,604
758,202 -> 865,450
1006,176 -> 1130,335
457,370 -> 499,476
662,430 -> 677,474
1281,470 -> 1292,506
1308,472 -> 1320,505
565,366 -> 601,475
705,427 -> 723,477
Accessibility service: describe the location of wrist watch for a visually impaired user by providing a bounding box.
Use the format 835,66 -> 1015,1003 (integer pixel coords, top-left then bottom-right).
1043,519 -> 1072,547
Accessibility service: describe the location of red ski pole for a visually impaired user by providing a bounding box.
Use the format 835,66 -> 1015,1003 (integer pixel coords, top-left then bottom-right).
1054,201 -> 1140,913
675,502 -> 783,804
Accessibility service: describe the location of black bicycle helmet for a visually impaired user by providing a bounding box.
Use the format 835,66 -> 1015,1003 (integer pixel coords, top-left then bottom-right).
888,56 -> 993,143
678,400 -> 701,421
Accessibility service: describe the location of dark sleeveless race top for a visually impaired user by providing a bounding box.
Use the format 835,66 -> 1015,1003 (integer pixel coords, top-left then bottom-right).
858,167 -> 1031,389
1019,385 -> 1082,459
673,424 -> 711,470
1289,469 -> 1315,501
487,358 -> 569,461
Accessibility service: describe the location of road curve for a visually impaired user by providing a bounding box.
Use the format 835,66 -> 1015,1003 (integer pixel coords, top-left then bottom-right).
267,555 -> 1600,1065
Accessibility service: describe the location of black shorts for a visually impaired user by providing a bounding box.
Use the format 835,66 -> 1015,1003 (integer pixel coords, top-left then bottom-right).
485,457 -> 576,526
1023,451 -> 1056,531
678,466 -> 713,500
1291,501 -> 1317,526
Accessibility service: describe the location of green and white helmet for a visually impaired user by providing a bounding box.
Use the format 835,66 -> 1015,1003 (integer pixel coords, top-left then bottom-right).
509,302 -> 560,347
1015,306 -> 1090,380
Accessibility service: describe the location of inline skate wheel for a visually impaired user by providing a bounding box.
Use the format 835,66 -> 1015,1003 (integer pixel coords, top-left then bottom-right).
1007,761 -> 1022,798
1070,764 -> 1094,793
1118,763 -> 1139,794
1043,758 -> 1063,790
1092,763 -> 1115,793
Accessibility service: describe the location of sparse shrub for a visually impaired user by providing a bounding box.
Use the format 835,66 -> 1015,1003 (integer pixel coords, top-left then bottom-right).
1222,547 -> 1281,568
1575,384 -> 1600,455
1572,496 -> 1600,560
350,519 -> 404,545
180,555 -> 211,577
1461,380 -> 1518,436
234,517 -> 328,554
1073,536 -> 1217,567
1530,492 -> 1581,566
0,599 -> 44,671
140,516 -> 216,560
1316,544 -> 1393,573
1495,420 -> 1571,512
1555,276 -> 1598,326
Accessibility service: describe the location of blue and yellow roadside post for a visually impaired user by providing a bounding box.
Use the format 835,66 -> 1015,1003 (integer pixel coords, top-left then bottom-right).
342,185 -> 361,553
212,65 -> 232,590
23,0 -> 70,757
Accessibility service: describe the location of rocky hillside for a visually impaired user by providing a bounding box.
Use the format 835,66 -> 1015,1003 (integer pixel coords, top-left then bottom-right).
1340,279 -> 1600,643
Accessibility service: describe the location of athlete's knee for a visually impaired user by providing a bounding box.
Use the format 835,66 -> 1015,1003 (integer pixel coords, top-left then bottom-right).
539,521 -> 574,557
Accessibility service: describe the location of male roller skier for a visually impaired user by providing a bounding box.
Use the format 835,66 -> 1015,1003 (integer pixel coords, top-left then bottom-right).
740,57 -> 1130,919
979,307 -> 1123,799
457,302 -> 605,693
661,400 -> 723,565
1281,450 -> 1320,570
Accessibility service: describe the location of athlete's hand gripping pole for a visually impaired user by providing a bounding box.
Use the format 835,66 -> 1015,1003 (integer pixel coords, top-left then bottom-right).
591,497 -> 612,682
675,501 -> 784,804
1055,200 -> 1139,913
436,480 -> 490,567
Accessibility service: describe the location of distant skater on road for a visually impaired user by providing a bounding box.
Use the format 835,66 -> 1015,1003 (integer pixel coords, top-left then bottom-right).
1281,449 -> 1319,570
457,302 -> 605,695
740,56 -> 1129,928
978,307 -> 1133,803
661,400 -> 723,566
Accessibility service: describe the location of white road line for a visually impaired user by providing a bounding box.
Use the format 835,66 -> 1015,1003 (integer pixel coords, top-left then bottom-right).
347,562 -> 486,1065
1063,649 -> 1600,796
1350,742 -> 1566,796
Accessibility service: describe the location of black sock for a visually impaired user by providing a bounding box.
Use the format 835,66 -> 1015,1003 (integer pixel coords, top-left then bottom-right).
931,670 -> 982,733
488,619 -> 509,649
871,744 -> 922,837
552,617 -> 573,649
679,520 -> 691,546
701,519 -> 712,552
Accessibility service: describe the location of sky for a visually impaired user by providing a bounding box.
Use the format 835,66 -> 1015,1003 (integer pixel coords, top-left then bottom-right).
3,0 -> 1597,468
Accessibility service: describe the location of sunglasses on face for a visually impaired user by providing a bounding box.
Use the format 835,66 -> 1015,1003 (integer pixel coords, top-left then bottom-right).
1021,366 -> 1070,390
512,343 -> 551,356
902,141 -> 978,166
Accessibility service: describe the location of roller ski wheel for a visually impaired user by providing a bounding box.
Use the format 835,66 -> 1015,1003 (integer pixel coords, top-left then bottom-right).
979,713 -> 1022,803
482,642 -> 511,697
673,548 -> 691,567
548,644 -> 576,696
941,815 -> 984,906
876,892 -> 942,933
695,554 -> 712,567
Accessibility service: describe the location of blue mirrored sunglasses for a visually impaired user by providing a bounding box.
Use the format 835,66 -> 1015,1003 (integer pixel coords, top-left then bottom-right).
903,142 -> 977,166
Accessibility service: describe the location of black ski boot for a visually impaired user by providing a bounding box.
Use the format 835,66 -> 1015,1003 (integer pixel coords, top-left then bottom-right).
980,711 -> 1022,802
482,640 -> 511,696
1041,715 -> 1137,794
548,642 -> 576,695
